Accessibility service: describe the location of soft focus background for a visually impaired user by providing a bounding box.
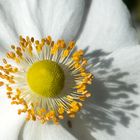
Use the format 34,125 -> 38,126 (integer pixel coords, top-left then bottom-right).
123,0 -> 140,40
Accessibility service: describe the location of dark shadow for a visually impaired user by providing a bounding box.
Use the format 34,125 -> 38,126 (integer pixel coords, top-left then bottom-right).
18,122 -> 26,140
61,48 -> 139,140
74,0 -> 92,41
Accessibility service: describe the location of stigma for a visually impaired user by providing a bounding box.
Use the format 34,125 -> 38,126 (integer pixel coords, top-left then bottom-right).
27,60 -> 65,97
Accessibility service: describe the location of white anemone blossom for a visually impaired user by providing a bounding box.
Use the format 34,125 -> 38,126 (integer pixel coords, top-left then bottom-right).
0,0 -> 140,140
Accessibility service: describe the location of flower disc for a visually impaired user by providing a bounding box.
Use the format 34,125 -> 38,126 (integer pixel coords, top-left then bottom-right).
27,60 -> 65,97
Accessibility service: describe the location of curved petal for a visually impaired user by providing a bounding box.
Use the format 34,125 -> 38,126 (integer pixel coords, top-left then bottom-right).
0,0 -> 85,52
61,46 -> 140,140
0,0 -> 42,53
26,0 -> 85,42
77,0 -> 138,52
21,121 -> 76,140
0,94 -> 25,140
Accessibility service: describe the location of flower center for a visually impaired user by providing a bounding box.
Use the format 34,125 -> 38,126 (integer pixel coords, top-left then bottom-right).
0,36 -> 93,124
27,60 -> 65,97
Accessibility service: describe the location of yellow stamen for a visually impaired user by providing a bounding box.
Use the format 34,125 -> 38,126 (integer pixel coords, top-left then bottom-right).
0,81 -> 4,86
0,35 -> 93,124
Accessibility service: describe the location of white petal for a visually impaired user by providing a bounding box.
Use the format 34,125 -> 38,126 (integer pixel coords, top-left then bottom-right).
62,46 -> 140,140
77,0 -> 138,52
0,0 -> 85,52
0,94 -> 25,140
21,121 -> 76,140
26,0 -> 85,42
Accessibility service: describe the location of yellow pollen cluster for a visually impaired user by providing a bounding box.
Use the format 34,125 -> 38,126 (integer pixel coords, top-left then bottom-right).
0,35 -> 93,124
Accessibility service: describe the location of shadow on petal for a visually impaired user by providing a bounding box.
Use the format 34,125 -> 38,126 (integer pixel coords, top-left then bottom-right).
61,48 -> 139,140
18,122 -> 26,140
75,0 -> 92,41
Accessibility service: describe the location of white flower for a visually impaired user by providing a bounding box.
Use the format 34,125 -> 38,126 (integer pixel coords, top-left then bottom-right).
0,0 -> 140,140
